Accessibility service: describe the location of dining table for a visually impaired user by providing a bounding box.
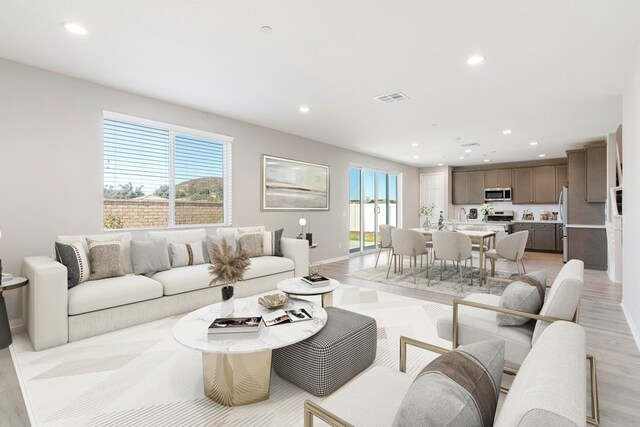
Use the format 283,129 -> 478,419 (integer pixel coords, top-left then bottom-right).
410,228 -> 497,285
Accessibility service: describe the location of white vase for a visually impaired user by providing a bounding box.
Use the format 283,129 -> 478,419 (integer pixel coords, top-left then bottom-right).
220,296 -> 234,317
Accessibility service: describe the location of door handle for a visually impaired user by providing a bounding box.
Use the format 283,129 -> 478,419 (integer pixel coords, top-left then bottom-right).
377,206 -> 380,214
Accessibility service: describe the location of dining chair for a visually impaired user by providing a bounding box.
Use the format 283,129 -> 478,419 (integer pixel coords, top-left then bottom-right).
428,231 -> 473,291
387,228 -> 428,284
485,230 -> 529,276
460,225 -> 489,265
375,224 -> 395,268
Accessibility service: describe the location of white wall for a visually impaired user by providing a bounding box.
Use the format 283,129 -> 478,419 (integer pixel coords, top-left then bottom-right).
622,41 -> 640,348
0,58 -> 420,323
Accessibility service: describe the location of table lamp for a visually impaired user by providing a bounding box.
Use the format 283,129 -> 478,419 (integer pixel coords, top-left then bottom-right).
298,217 -> 306,239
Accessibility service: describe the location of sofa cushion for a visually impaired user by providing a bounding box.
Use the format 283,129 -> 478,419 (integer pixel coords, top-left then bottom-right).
532,260 -> 583,344
147,228 -> 209,262
68,274 -> 163,315
57,232 -> 133,274
131,239 -> 171,276
86,237 -> 126,281
153,256 -> 295,296
54,242 -> 90,288
494,322 -> 586,427
497,270 -> 547,326
393,340 -> 504,427
437,293 -> 533,368
169,241 -> 205,267
217,226 -> 265,239
152,264 -> 212,296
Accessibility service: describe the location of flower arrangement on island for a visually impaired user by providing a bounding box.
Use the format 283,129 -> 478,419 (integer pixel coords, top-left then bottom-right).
479,203 -> 494,220
419,203 -> 436,228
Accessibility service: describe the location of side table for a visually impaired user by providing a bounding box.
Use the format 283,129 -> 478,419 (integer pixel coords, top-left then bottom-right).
277,277 -> 340,307
0,276 -> 28,349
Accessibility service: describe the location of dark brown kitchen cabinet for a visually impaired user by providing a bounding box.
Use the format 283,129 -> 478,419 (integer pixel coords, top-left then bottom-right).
484,168 -> 511,188
512,168 -> 533,203
510,222 -> 533,249
452,171 -> 484,204
567,149 -> 605,224
468,171 -> 485,203
533,165 -> 557,203
452,172 -> 469,205
556,165 -> 567,199
567,228 -> 607,270
586,144 -> 607,202
532,223 -> 556,251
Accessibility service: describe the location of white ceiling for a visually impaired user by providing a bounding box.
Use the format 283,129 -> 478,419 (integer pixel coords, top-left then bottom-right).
1,0 -> 639,167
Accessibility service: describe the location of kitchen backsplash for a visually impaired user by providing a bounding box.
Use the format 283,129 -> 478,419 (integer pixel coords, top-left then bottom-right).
448,202 -> 559,221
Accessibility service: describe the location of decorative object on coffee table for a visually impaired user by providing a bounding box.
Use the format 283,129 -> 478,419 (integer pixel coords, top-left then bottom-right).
208,239 -> 250,316
258,293 -> 289,309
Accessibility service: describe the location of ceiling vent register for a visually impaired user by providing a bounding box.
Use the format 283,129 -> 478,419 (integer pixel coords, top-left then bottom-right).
375,91 -> 409,104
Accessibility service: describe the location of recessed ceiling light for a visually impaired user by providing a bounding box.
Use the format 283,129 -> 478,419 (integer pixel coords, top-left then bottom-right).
63,22 -> 88,36
465,149 -> 472,153
455,137 -> 462,141
538,154 -> 546,157
411,143 -> 419,147
467,54 -> 485,65
459,156 -> 465,160
299,106 -> 310,113
413,155 -> 419,159
529,141 -> 538,146
502,129 -> 512,135
484,159 -> 491,162
438,163 -> 444,166
260,25 -> 273,33
431,124 -> 438,127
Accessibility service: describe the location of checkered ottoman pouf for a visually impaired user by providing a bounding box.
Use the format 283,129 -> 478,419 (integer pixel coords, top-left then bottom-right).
272,307 -> 377,397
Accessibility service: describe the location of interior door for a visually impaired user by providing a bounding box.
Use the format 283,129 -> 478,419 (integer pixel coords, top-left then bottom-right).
420,173 -> 444,224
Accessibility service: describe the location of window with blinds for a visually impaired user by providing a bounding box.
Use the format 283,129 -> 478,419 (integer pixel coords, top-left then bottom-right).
103,113 -> 232,230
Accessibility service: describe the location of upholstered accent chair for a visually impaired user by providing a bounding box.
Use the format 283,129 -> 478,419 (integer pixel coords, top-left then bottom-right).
437,259 -> 584,369
375,224 -> 395,268
387,229 -> 429,284
428,231 -> 473,291
485,230 -> 528,276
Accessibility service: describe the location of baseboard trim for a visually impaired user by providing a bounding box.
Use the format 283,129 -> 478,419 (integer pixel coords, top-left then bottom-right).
318,255 -> 349,264
621,299 -> 640,352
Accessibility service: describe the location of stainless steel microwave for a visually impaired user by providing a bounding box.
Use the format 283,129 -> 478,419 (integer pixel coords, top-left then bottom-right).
484,188 -> 512,201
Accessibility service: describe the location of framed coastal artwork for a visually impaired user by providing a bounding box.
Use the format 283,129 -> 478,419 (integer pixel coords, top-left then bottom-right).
261,155 -> 330,211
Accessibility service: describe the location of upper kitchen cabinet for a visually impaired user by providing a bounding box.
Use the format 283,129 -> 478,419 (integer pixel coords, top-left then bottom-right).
556,164 -> 568,197
586,143 -> 607,202
533,165 -> 557,203
512,168 -> 533,203
567,148 -> 605,224
452,171 -> 484,204
484,169 -> 512,188
512,166 -> 558,204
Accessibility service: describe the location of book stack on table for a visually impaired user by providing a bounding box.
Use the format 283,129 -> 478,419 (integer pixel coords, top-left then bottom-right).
208,316 -> 263,335
301,275 -> 330,287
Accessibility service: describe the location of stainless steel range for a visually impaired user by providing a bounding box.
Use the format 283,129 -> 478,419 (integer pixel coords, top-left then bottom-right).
486,210 -> 515,222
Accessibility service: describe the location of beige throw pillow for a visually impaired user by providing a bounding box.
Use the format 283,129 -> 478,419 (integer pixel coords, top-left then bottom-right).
86,237 -> 125,281
169,240 -> 205,267
239,232 -> 263,258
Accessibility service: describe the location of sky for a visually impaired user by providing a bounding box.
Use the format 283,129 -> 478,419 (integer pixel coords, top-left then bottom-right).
349,167 -> 398,202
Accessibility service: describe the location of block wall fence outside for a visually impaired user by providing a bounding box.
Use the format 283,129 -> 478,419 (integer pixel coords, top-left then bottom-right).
103,199 -> 223,229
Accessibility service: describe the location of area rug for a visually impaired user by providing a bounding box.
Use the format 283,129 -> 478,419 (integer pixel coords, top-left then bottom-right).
347,261 -> 518,298
10,285 -> 452,426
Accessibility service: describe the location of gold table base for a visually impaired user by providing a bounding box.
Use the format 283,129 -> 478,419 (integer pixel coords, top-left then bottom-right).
202,350 -> 272,406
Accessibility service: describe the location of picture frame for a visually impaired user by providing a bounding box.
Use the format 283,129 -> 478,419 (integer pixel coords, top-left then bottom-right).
261,154 -> 330,211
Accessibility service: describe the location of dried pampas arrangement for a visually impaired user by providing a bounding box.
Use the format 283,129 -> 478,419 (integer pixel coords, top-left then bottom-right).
208,239 -> 250,286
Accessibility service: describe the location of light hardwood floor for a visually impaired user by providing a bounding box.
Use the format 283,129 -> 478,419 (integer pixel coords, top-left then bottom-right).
1,251 -> 638,426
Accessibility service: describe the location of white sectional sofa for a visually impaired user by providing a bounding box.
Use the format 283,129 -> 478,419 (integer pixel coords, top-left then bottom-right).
22,227 -> 309,351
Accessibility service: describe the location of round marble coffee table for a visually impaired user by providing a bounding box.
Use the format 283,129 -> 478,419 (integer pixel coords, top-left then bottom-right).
173,295 -> 327,407
277,277 -> 340,307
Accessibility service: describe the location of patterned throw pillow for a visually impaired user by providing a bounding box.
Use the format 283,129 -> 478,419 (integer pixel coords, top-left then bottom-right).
393,340 -> 505,427
262,228 -> 284,256
239,232 -> 263,258
54,242 -> 90,288
169,240 -> 205,267
86,237 -> 125,281
496,270 -> 547,326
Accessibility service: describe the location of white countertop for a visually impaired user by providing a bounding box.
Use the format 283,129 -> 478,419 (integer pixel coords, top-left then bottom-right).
512,220 -> 562,224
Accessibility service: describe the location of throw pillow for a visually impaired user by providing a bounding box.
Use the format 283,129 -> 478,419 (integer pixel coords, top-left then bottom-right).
239,232 -> 263,258
169,240 -> 205,267
131,238 -> 172,276
54,242 -> 90,288
86,237 -> 125,281
206,235 -> 238,261
393,340 -> 505,427
496,270 -> 547,326
262,228 -> 284,256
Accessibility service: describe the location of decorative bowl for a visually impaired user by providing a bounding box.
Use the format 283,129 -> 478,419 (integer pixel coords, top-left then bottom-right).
258,293 -> 289,309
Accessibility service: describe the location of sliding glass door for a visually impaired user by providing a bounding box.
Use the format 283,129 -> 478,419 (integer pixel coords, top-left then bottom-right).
349,166 -> 399,254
